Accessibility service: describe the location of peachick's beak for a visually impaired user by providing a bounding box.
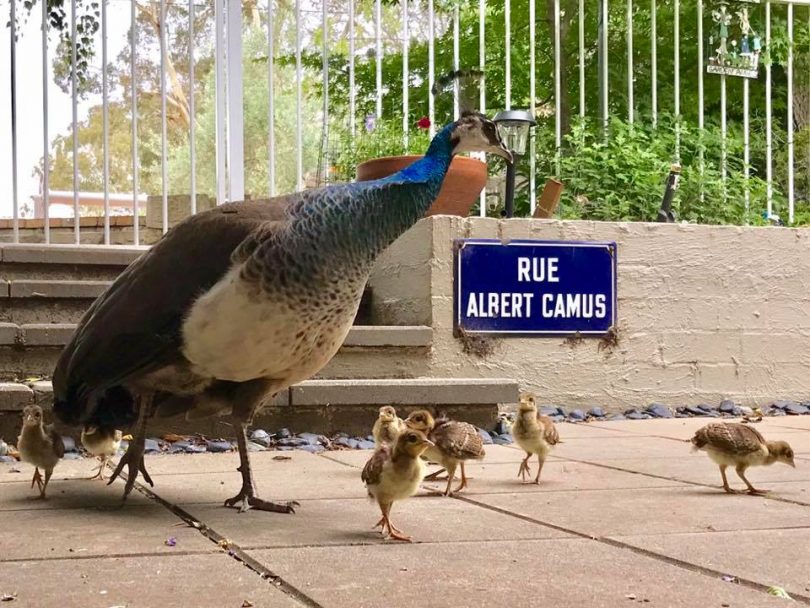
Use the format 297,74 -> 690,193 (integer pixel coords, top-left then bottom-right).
424,439 -> 435,448
789,460 -> 796,468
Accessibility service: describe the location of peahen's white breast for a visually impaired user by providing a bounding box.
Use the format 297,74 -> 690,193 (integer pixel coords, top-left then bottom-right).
181,267 -> 361,384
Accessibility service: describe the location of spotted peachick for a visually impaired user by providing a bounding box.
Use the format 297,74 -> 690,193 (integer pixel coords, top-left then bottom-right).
52,112 -> 512,514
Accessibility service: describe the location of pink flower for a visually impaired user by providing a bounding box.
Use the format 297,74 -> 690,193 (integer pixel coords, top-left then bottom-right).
417,116 -> 431,130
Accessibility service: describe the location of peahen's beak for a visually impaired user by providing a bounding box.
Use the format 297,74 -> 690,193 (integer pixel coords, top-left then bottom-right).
489,142 -> 514,163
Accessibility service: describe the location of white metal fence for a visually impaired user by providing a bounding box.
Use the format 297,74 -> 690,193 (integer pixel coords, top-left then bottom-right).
1,0 -> 809,245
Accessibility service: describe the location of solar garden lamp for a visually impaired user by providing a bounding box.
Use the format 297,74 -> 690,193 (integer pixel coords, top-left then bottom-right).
493,109 -> 537,218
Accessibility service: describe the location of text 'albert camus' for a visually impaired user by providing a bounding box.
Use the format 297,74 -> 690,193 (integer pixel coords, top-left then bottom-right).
465,257 -> 608,319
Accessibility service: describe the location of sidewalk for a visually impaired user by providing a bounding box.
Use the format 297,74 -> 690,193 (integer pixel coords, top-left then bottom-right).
1,417 -> 809,607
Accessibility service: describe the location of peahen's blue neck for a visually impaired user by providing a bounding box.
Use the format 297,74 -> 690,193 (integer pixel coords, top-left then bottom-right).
289,123 -> 456,279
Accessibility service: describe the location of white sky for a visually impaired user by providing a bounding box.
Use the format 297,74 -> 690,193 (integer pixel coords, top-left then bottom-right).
0,0 -> 133,218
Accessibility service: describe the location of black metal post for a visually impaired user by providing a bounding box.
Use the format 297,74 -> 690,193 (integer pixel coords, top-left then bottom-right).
504,158 -> 517,218
657,164 -> 680,223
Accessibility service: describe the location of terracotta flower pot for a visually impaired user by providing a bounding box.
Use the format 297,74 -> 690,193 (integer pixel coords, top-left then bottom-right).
356,155 -> 487,217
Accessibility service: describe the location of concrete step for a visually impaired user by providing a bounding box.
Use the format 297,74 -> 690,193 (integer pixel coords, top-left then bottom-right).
0,324 -> 433,380
0,377 -> 518,437
1,279 -> 113,324
0,244 -> 144,280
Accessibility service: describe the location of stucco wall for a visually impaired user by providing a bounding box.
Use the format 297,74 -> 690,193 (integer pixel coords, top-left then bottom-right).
369,215 -> 810,409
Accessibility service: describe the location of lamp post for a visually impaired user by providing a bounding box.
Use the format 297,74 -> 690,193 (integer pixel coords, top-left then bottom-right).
493,110 -> 536,218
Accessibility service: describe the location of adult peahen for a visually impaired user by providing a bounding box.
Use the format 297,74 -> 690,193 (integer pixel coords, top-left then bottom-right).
52,112 -> 511,513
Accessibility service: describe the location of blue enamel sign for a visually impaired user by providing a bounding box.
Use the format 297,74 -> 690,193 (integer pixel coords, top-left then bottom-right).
454,239 -> 617,335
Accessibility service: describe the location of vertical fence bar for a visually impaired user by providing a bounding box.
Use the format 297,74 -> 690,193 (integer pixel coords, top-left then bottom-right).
402,0 -> 409,150
102,0 -> 109,243
674,0 -> 680,161
697,0 -> 704,202
579,0 -> 584,117
600,0 -> 608,132
765,1 -> 772,217
160,0 -> 168,233
651,0 -> 657,127
71,0 -> 79,243
214,0 -> 226,203
322,0 -> 329,180
553,0 -> 561,177
266,0 -> 275,196
190,0 -> 197,211
10,0 -> 18,242
505,0 -> 511,109
428,0 -> 435,137
530,0 -> 537,212
375,0 -> 382,120
295,0 -> 302,191
479,0 -> 486,217
626,0 -> 633,124
787,1 -> 794,224
721,74 -> 727,200
743,77 -> 750,216
453,4 -> 460,120
131,0 -> 140,244
349,0 -> 355,137
227,0 -> 244,201
41,0 -> 50,243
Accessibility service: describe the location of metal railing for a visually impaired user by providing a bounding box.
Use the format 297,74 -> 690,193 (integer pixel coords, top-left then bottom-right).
2,0 -> 809,245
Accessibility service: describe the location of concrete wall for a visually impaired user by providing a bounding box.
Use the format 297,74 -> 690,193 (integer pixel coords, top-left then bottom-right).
369,216 -> 810,409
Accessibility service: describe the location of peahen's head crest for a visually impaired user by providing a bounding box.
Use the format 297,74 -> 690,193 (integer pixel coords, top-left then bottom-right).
449,112 -> 513,162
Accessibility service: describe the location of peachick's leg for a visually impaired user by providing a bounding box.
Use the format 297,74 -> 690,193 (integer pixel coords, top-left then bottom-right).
735,464 -> 770,495
31,467 -> 43,492
533,454 -> 547,485
381,503 -> 411,542
518,453 -> 532,482
108,394 -> 155,500
224,420 -> 299,514
41,468 -> 54,499
453,462 -> 471,494
443,462 -> 458,496
86,457 -> 106,481
719,465 -> 741,494
424,468 -> 448,481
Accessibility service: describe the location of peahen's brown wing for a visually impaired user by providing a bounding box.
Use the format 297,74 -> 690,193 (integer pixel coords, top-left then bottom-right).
431,420 -> 486,460
692,423 -> 765,455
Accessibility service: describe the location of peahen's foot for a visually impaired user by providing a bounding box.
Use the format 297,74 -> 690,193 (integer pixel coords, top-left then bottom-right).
108,441 -> 154,500
224,482 -> 299,514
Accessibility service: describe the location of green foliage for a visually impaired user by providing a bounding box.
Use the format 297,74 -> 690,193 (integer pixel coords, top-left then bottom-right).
329,119 -> 432,183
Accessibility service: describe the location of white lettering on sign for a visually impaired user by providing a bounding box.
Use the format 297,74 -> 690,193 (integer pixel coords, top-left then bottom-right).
540,293 -> 607,319
517,257 -> 559,283
466,292 -> 535,318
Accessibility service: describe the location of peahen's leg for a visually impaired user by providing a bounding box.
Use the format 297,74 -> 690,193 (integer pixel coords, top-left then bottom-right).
108,394 -> 155,500
224,420 -> 299,514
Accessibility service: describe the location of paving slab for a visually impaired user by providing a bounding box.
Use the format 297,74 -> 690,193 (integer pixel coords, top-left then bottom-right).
0,553 -> 299,608
552,434 -> 692,461
0,477 -> 152,511
147,454 -> 366,505
322,444 -> 538,469
420,460 -> 685,495
248,538 -> 789,608
472,486 -> 810,537
585,454 -> 810,488
1,458 -> 127,484
0,501 -> 213,561
538,421 -> 631,439
180,493 -> 572,550
612,528 -> 810,600
592,416 -> 810,440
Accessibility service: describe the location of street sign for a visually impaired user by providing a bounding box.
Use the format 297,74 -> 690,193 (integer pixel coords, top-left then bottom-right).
454,239 -> 617,335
